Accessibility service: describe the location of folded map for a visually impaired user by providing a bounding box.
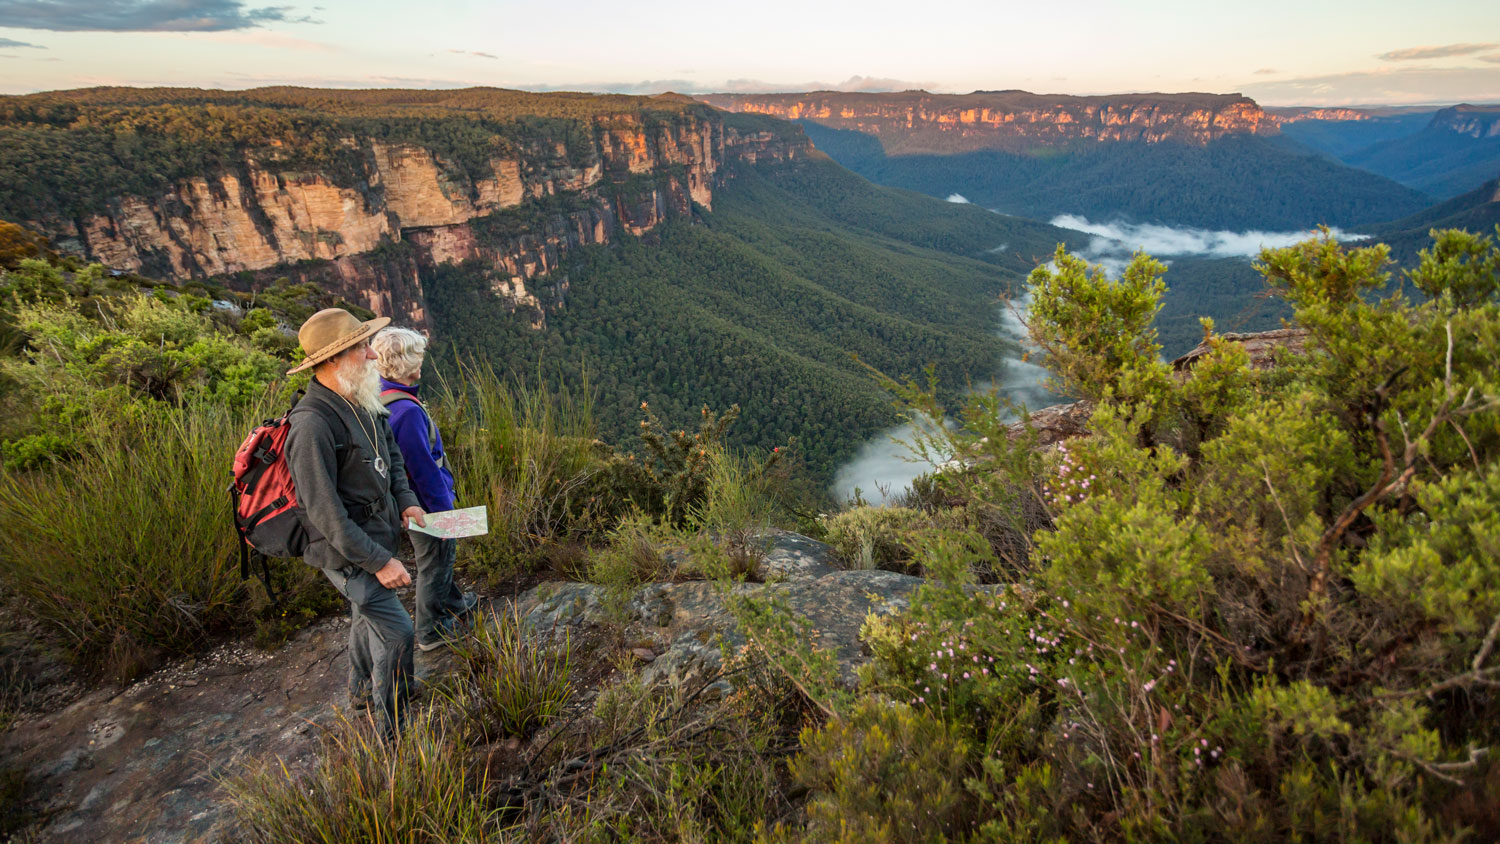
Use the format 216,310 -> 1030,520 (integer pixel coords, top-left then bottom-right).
408,506 -> 489,539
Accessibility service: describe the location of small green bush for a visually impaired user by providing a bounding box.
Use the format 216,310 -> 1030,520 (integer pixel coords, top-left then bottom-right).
819,505 -> 964,574
689,446 -> 779,581
789,697 -> 974,843
538,671 -> 791,843
586,512 -> 671,601
820,506 -> 927,571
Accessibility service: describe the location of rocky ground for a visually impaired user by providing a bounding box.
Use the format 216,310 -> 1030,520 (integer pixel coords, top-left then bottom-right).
0,531 -> 911,843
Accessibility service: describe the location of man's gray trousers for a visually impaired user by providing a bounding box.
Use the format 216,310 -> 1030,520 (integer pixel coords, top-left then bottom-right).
324,564 -> 413,736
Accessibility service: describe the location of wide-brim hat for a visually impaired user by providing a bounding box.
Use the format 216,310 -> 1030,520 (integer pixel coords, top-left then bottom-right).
287,308 -> 392,375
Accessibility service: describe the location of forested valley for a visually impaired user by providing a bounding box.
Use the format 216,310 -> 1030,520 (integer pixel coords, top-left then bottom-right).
425,155 -> 1074,478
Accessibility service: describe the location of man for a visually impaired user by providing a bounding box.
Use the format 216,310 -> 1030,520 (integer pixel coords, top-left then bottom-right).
371,326 -> 478,651
284,308 -> 426,736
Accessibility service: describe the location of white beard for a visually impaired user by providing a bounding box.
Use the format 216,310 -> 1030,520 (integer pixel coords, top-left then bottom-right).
332,354 -> 385,415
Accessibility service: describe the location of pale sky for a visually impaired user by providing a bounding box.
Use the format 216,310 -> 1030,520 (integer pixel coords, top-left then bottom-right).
1,0 -> 1498,105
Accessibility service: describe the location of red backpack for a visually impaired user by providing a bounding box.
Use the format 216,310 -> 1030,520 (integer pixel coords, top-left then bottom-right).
228,393 -> 340,598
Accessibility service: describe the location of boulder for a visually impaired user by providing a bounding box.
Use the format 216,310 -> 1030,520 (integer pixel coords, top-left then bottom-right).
518,531 -> 921,691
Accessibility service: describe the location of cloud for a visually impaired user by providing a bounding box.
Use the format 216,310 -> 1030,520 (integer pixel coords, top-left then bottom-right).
945,193 -> 970,203
515,79 -> 700,95
1480,54 -> 1500,64
195,30 -> 336,51
0,0 -> 320,32
506,74 -> 937,97
1253,68 -> 1278,75
1378,43 -> 1500,62
717,74 -> 935,94
445,49 -> 498,60
830,74 -> 930,92
1050,215 -> 1364,277
210,70 -> 476,89
1241,65 -> 1500,106
0,37 -> 44,48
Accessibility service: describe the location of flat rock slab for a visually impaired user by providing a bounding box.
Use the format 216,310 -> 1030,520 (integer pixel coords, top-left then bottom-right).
521,531 -> 921,690
0,612 -> 466,843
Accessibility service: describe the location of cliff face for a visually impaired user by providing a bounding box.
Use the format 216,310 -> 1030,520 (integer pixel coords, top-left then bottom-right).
699,91 -> 1277,155
37,113 -> 806,331
1431,105 -> 1500,139
1267,107 -> 1372,124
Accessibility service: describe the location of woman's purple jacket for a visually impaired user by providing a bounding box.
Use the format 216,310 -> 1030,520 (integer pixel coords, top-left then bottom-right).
379,378 -> 457,513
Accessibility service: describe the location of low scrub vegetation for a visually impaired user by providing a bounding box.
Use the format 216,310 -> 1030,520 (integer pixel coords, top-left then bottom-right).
0,260 -> 345,677
768,227 -> 1500,841
228,620 -> 805,843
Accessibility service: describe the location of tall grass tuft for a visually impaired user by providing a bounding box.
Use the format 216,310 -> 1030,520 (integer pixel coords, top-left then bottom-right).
0,399 -> 260,679
444,603 -> 574,740
689,447 -> 778,581
224,707 -> 504,843
586,513 -> 669,593
432,364 -> 603,579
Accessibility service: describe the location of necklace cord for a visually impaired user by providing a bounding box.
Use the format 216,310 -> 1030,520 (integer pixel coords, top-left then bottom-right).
338,393 -> 388,478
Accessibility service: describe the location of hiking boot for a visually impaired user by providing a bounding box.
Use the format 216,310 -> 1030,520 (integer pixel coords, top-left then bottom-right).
455,591 -> 480,619
416,620 -> 460,652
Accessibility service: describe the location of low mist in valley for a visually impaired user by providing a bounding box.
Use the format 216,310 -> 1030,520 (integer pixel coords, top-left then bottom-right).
831,214 -> 1360,502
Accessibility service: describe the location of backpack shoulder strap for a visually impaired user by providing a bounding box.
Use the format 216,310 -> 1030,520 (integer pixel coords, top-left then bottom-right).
379,388 -> 416,407
380,388 -> 439,449
291,394 -> 351,452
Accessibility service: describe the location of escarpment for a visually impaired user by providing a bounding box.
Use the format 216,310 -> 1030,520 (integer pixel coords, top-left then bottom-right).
10,93 -> 809,331
1430,104 -> 1500,139
699,90 -> 1278,155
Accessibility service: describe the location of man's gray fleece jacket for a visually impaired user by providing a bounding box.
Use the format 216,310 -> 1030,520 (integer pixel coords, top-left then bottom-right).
286,378 -> 421,574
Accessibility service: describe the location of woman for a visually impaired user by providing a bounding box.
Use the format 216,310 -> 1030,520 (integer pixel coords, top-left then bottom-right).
371,326 -> 478,651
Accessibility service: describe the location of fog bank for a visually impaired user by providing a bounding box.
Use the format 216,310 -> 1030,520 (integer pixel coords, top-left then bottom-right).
1050,214 -> 1364,276
831,303 -> 1054,505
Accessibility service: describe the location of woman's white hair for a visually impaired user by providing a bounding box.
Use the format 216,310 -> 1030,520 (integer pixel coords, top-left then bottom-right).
371,326 -> 428,382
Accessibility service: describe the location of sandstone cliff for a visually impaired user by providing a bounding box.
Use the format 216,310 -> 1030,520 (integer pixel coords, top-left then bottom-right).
31,107 -> 807,331
699,90 -> 1278,155
1431,104 -> 1500,139
1264,107 -> 1372,124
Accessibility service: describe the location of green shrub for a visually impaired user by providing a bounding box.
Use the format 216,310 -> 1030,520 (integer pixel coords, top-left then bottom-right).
781,230 -> 1500,841
586,512 -> 671,604
789,697 -> 975,843
1026,245 -> 1172,409
820,506 -> 929,571
538,671 -> 791,843
819,505 -> 967,575
1,285 -> 285,408
689,446 -> 780,581
634,402 -> 745,526
444,604 -> 574,740
224,708 -> 504,843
